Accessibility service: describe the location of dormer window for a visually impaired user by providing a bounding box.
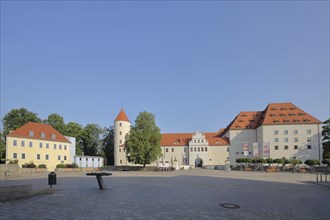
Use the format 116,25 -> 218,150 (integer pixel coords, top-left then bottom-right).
303,119 -> 311,122
238,120 -> 244,122
270,114 -> 277,117
280,108 -> 287,110
241,114 -> 247,117
283,120 -> 290,123
290,107 -> 296,110
51,134 -> 56,140
271,108 -> 278,111
40,132 -> 45,138
279,114 -> 286,117
29,131 -> 34,137
273,120 -> 280,123
298,113 -> 305,116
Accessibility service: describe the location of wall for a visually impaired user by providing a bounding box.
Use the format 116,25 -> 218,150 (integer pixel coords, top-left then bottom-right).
6,136 -> 71,171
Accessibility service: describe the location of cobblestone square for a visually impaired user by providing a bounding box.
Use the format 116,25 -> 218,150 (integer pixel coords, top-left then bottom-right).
1,170 -> 329,220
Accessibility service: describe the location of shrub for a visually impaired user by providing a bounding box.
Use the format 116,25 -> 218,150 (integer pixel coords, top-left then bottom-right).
273,158 -> 284,164
56,164 -> 66,168
24,162 -> 36,168
65,163 -> 79,168
304,159 -> 320,166
236,158 -> 243,163
257,159 -> 267,163
282,158 -> 290,165
38,164 -> 47,168
252,159 -> 257,163
291,159 -> 302,165
9,160 -> 19,164
322,159 -> 330,166
266,158 -> 273,164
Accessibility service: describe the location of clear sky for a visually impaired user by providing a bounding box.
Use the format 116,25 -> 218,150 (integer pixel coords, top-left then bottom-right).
1,0 -> 329,133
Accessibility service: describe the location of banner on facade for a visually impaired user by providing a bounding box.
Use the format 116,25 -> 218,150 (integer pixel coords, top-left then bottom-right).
263,143 -> 270,159
253,142 -> 259,157
243,142 -> 249,156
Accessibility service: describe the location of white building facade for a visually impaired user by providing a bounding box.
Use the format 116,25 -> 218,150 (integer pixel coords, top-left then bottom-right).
113,103 -> 323,167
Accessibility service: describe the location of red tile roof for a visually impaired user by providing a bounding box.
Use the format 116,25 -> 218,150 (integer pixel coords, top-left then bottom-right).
219,102 -> 321,136
259,102 -> 321,125
7,122 -> 70,143
115,109 -> 130,122
160,132 -> 229,146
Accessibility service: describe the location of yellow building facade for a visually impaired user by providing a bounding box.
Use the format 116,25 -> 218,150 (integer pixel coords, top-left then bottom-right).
6,122 -> 71,171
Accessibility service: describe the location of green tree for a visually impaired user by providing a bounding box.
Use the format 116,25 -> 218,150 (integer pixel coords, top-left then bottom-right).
80,124 -> 103,156
101,126 -> 115,166
2,108 -> 42,137
44,113 -> 66,134
125,111 -> 162,167
322,119 -> 330,159
65,122 -> 83,155
0,130 -> 6,163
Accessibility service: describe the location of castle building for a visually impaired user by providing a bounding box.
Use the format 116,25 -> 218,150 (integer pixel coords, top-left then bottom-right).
114,102 -> 323,167
6,122 -> 74,171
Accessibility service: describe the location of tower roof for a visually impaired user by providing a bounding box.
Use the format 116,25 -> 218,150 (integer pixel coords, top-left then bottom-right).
115,108 -> 130,122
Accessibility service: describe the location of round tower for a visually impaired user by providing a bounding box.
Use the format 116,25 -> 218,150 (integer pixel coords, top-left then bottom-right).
114,108 -> 131,167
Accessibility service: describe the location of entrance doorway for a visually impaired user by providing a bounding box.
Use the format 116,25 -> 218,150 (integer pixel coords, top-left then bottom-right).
195,158 -> 203,167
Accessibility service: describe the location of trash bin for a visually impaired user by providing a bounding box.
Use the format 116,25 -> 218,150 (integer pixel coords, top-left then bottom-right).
48,172 -> 56,188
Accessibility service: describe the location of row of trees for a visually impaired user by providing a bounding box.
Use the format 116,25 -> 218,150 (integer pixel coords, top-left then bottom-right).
0,108 -> 163,167
0,108 -> 115,165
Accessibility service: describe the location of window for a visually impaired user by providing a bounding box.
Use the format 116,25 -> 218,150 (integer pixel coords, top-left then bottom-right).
22,153 -> 25,159
198,147 -> 200,152
120,140 -> 122,144
275,146 -> 279,150
201,147 -> 204,152
46,143 -> 49,149
274,138 -> 279,142
119,123 -> 122,127
227,147 -> 229,152
284,146 -> 289,150
307,129 -> 312,134
40,132 -> 45,138
120,160 -> 122,164
284,138 -> 289,142
59,144 -> 62,150
194,147 -> 196,152
64,156 -> 67,160
21,141 -> 25,147
39,143 -> 43,148
307,145 -> 312,149
171,148 -> 174,153
294,145 -> 298,150
51,134 -> 56,139
284,130 -> 288,135
184,148 -> 186,153
294,130 -> 298,135
37,154 -> 40,160
13,140 -> 17,146
29,142 -> 33,147
29,131 -> 34,137
294,137 -> 298,142
166,148 -> 168,153
119,131 -> 122,135
46,155 -> 49,160
119,148 -> 121,153
205,147 -> 207,152
190,147 -> 193,152
64,145 -> 67,150
58,155 -> 61,160
13,153 -> 17,159
307,137 -> 312,142
54,144 -> 57,149
274,130 -> 279,135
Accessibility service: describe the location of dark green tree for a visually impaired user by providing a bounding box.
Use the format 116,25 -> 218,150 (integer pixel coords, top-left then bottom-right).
125,111 -> 162,167
101,126 -> 115,166
0,130 -> 5,163
2,108 -> 42,137
65,122 -> 84,155
80,124 -> 103,156
44,113 -> 66,134
322,119 -> 330,159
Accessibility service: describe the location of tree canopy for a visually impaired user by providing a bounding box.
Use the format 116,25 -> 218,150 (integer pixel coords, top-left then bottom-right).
322,119 -> 330,159
79,124 -> 103,156
44,113 -> 66,134
101,126 -> 115,166
2,108 -> 42,137
125,111 -> 162,167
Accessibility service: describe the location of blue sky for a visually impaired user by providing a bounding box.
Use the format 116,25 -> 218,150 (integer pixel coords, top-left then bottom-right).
1,1 -> 329,133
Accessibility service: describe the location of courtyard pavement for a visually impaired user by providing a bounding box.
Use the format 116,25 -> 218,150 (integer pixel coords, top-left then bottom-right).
0,169 -> 329,220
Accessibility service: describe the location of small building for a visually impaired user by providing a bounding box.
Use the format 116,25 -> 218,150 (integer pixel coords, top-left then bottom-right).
74,155 -> 104,168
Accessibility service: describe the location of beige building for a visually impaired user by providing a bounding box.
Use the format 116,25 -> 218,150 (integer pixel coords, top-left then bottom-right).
6,122 -> 72,171
114,102 -> 323,168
